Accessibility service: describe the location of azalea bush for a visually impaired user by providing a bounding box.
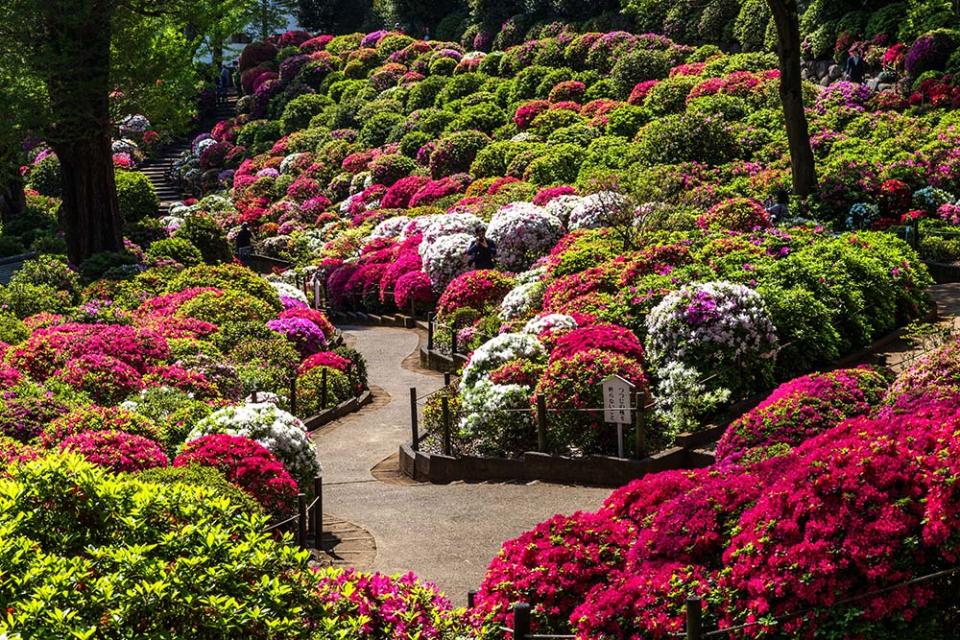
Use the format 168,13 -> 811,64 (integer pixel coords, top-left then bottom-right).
186,402 -> 320,487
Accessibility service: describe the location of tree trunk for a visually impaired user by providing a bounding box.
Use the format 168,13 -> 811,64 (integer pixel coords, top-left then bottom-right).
52,134 -> 123,264
0,170 -> 25,223
43,0 -> 124,264
767,0 -> 818,199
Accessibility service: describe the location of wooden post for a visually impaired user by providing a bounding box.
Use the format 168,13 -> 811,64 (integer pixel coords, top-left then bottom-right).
313,476 -> 323,550
297,493 -> 307,550
467,590 -> 477,609
536,395 -> 547,453
911,217 -> 920,249
633,389 -> 645,459
441,395 -> 452,456
444,372 -> 451,387
410,296 -> 416,319
512,603 -> 531,640
410,387 -> 420,451
321,368 -> 328,410
450,329 -> 457,355
427,314 -> 434,351
290,375 -> 298,416
686,597 -> 703,640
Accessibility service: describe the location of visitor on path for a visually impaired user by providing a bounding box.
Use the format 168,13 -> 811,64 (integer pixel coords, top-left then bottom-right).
765,189 -> 790,223
218,64 -> 232,104
467,231 -> 496,270
235,222 -> 254,260
845,45 -> 866,84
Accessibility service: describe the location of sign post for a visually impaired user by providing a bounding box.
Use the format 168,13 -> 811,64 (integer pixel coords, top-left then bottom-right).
312,274 -> 322,310
602,375 -> 635,459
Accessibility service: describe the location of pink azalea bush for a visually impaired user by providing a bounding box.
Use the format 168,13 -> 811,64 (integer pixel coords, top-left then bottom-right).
59,430 -> 169,473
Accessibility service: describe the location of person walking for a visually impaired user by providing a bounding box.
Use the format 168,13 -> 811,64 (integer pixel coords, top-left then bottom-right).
845,45 -> 866,84
235,222 -> 254,261
217,64 -> 232,104
466,230 -> 496,270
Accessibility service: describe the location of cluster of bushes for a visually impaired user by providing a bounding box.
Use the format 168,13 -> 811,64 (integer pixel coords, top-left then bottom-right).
469,347 -> 960,638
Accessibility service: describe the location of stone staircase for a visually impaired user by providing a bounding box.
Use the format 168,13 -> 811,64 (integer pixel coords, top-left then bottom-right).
138,94 -> 238,216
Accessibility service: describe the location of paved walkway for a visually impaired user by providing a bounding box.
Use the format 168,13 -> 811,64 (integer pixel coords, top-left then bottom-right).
867,283 -> 960,373
312,325 -> 608,603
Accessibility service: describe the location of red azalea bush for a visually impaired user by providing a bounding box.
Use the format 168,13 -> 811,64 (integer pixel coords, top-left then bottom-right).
54,353 -> 143,405
60,430 -> 169,473
175,433 -> 298,515
488,359 -> 545,387
720,407 -> 960,638
299,351 -> 351,375
600,468 -> 704,526
514,100 -> 550,129
714,367 -> 888,464
548,324 -> 645,364
41,405 -> 163,448
436,270 -> 515,317
7,323 -> 169,379
473,511 -> 635,634
394,271 -> 435,311
534,349 -> 647,454
382,175 -> 430,208
572,562 -> 713,640
0,435 -> 38,466
696,197 -> 771,231
143,364 -> 219,400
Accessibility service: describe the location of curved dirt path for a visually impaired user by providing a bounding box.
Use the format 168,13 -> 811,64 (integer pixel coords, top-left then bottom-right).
312,325 -> 608,604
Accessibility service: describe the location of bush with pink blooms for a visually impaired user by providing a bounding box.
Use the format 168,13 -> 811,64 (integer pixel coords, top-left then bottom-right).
60,430 -> 169,473
174,433 -> 298,515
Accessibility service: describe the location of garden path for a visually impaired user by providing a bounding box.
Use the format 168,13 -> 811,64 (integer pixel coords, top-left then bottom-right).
311,325 -> 609,604
866,282 -> 960,373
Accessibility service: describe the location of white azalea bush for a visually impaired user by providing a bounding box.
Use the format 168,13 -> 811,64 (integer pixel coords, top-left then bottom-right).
461,332 -> 545,388
420,232 -> 474,291
268,280 -> 308,304
458,378 -> 535,455
645,281 -> 778,418
568,191 -> 630,230
486,203 -> 563,271
367,216 -> 409,242
522,313 -> 577,336
186,402 -> 320,486
500,280 -> 546,321
420,213 -> 485,246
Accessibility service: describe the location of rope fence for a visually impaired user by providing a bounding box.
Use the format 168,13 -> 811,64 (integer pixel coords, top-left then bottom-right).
261,475 -> 325,552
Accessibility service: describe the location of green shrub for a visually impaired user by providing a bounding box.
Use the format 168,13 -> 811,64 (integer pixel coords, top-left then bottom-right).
280,94 -> 334,133
636,113 -> 740,166
358,111 -> 405,148
0,282 -> 74,317
77,251 -> 139,282
136,464 -> 261,514
759,284 -> 842,379
429,130 -> 491,178
0,310 -> 28,344
11,254 -> 79,300
406,75 -> 449,111
167,264 -> 282,311
26,154 -> 62,197
611,48 -> 674,97
145,237 -> 203,267
449,102 -> 508,134
643,76 -> 700,116
605,105 -> 651,138
175,214 -> 232,264
734,0 -> 773,51
400,130 -> 433,158
177,290 -> 276,325
236,119 -> 282,155
525,144 -> 587,186
115,170 -> 159,222
530,108 -> 584,135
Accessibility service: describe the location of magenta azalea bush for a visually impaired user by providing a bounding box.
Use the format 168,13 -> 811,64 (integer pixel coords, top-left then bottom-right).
59,430 -> 168,473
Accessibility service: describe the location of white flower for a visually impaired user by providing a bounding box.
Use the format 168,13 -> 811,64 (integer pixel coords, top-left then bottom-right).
486,202 -> 563,271
568,191 -> 629,230
499,280 -> 545,320
460,333 -> 545,388
522,313 -> 577,335
420,232 -> 474,291
459,378 -> 531,437
545,195 -> 583,227
269,280 -> 308,303
420,213 -> 485,247
187,402 -> 320,485
366,216 -> 410,243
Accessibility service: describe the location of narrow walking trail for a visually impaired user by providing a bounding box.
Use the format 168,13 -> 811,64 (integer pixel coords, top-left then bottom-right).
312,325 -> 609,603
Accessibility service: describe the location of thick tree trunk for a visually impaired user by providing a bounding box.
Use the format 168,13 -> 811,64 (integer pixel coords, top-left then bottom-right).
44,0 -> 124,264
767,0 -> 818,199
0,170 -> 25,223
52,134 -> 123,263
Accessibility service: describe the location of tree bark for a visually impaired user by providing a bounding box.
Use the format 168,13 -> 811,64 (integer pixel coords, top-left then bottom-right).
51,134 -> 123,263
0,170 -> 25,223
767,0 -> 818,199
44,0 -> 124,264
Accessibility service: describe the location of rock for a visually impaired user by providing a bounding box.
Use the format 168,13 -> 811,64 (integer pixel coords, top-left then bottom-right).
828,64 -> 843,81
867,78 -> 880,91
820,76 -> 832,87
878,83 -> 893,92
